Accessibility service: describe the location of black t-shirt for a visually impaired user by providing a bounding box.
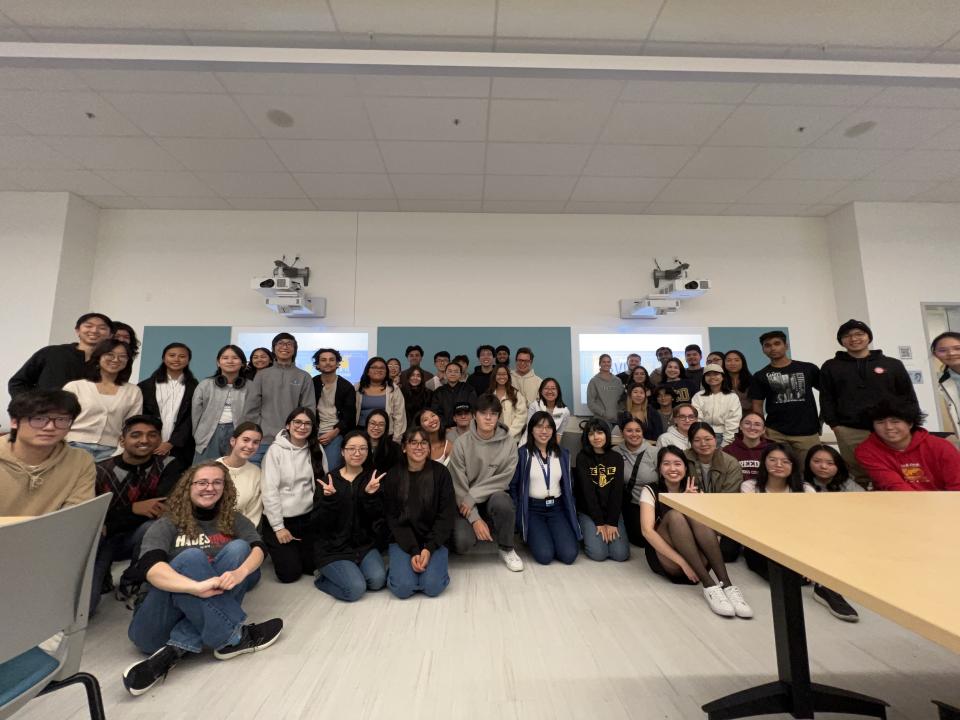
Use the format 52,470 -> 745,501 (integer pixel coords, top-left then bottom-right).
749,361 -> 821,436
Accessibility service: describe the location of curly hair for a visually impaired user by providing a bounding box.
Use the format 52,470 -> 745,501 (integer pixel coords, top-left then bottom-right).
163,461 -> 237,539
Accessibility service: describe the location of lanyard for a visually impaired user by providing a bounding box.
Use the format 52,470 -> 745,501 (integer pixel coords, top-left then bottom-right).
533,451 -> 552,494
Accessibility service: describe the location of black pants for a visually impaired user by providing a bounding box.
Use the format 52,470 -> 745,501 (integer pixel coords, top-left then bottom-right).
452,491 -> 515,553
262,512 -> 315,583
622,501 -> 646,548
743,547 -> 769,580
719,535 -> 741,563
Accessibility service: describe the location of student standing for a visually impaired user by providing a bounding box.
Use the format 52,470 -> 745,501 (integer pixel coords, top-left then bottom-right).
495,345 -> 511,367
9,312 -> 113,396
426,351 -> 450,392
192,345 -> 248,462
355,356 -> 406,442
820,320 -> 918,487
139,343 -> 198,468
399,344 -> 434,386
64,339 -> 143,461
383,427 -> 457,598
510,412 -> 581,565
616,353 -> 642,386
260,407 -> 327,583
654,387 -> 675,432
466,344 -> 497,395
615,417 -> 658,547
523,378 -> 571,441
386,358 -> 402,386
723,412 -> 770,485
691,363 -> 742,446
510,347 -> 543,405
723,350 -> 753,413
430,360 -> 477,428
218,422 -> 264,527
575,419 -> 629,562
684,344 -> 705,387
648,346 -> 674,387
400,367 -> 433,429
112,322 -> 141,361
931,332 -> 960,440
490,365 -> 527,440
586,354 -> 624,427
311,347 -> 357,472
312,432 -> 387,602
658,358 -> 698,404
246,348 -> 273,377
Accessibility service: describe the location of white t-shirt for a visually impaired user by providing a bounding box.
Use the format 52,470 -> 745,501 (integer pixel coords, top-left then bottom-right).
741,480 -> 815,494
639,485 -> 656,507
528,452 -> 563,500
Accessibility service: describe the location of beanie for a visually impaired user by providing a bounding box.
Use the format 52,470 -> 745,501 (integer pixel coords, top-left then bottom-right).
836,319 -> 873,344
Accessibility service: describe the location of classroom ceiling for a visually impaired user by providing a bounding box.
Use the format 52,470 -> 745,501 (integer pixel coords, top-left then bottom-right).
2,1 -> 960,215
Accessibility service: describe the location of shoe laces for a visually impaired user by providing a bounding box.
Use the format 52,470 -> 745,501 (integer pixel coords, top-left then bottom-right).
725,585 -> 746,603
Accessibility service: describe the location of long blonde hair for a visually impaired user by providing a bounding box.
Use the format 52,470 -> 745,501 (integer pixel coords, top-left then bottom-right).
163,461 -> 238,539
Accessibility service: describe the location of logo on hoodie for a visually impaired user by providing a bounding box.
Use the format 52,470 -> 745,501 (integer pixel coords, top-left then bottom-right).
589,465 -> 618,488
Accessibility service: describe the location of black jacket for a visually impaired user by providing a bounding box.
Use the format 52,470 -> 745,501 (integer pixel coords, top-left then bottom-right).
466,366 -> 495,396
138,375 -> 199,466
311,375 -> 357,434
311,469 -> 385,568
430,382 -> 478,428
819,350 -> 918,430
8,343 -> 87,397
382,461 -> 456,555
574,449 -> 624,526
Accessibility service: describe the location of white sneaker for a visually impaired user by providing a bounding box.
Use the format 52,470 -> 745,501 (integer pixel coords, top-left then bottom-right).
703,585 -> 735,617
722,585 -> 754,619
499,548 -> 524,572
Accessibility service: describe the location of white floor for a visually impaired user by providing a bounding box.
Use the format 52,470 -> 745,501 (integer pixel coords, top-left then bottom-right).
16,546 -> 960,720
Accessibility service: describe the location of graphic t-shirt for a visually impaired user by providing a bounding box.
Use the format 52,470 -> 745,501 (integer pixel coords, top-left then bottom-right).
749,361 -> 821,436
140,511 -> 263,565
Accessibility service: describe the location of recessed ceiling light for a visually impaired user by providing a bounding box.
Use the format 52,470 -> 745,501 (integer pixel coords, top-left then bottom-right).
266,109 -> 294,128
844,120 -> 877,138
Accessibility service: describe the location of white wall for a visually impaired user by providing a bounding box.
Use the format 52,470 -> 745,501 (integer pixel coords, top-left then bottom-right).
50,195 -> 100,344
825,203 -> 870,325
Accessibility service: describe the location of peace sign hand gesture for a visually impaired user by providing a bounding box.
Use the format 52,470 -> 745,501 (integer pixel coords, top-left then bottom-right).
684,477 -> 699,494
365,470 -> 385,494
317,474 -> 337,496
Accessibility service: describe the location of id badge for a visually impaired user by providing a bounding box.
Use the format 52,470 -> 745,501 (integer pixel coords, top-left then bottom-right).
544,497 -> 555,507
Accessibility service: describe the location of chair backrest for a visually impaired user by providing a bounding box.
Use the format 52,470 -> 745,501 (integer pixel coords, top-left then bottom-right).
0,495 -> 110,665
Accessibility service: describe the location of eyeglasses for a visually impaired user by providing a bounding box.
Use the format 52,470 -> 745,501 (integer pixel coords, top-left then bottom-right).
344,446 -> 368,454
192,480 -> 224,488
367,421 -> 386,429
290,420 -> 313,428
676,414 -> 696,421
406,440 -> 430,448
103,353 -> 129,362
27,415 -> 74,429
841,331 -> 868,340
275,340 -> 295,348
767,457 -> 793,466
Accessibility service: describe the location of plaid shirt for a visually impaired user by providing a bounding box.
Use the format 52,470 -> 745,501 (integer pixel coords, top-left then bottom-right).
95,455 -> 182,535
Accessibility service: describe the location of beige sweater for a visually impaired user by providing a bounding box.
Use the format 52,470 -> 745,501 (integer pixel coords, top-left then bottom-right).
0,439 -> 96,515
62,380 -> 143,447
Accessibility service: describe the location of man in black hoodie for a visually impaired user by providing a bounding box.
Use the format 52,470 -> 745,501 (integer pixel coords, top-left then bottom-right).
820,319 -> 918,487
430,361 -> 477,428
466,344 -> 497,395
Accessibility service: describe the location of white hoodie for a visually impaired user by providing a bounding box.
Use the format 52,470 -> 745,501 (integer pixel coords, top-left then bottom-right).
656,425 -> 690,451
260,430 -> 327,531
691,391 -> 742,446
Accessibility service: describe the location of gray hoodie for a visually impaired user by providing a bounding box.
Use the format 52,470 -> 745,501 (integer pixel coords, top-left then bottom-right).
449,420 -> 519,523
587,373 -> 624,424
240,363 -> 315,438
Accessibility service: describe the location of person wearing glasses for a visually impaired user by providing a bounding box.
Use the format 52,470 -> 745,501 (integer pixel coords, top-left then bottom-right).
260,407 -> 328,583
240,333 -> 315,467
931,332 -> 960,442
656,404 -> 699,450
63,339 -> 143,461
0,388 -> 94,515
510,347 -> 542,406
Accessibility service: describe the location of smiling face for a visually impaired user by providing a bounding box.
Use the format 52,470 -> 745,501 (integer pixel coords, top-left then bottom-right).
656,348 -> 673,364
419,409 -> 441,434
315,351 -> 339,375
251,349 -> 272,369
287,412 -> 314,444
341,436 -> 370,471
704,371 -> 723,391
706,352 -> 724,366
598,355 -> 612,373
629,385 -> 646,406
273,339 -> 296,363
740,414 -> 765,441
444,362 -> 461,386
723,353 -> 743,374
515,352 -> 532,375
659,452 -> 686,487
588,429 -> 606,451
403,430 -> 431,467
873,416 -> 912,449
540,380 -> 558,404
230,429 -> 262,460
434,356 -> 449,375
366,415 -> 386,441
387,359 -> 401,379
531,419 -> 554,448
691,428 -> 716,457
478,348 -> 494,369
630,367 -> 647,385
99,346 -> 129,376
76,316 -> 112,348
840,329 -> 870,354
496,349 -> 510,365
674,406 -> 696,434
163,346 -> 190,374
190,466 -> 225,508
368,360 -> 387,385
685,348 -> 702,368
664,359 -> 682,380
121,422 -> 161,460
218,348 -> 243,376
934,336 -> 960,371
622,421 -> 644,449
494,366 -> 510,388
407,368 -> 423,388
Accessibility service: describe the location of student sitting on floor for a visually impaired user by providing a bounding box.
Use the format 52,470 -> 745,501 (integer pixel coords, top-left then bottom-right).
615,417 -> 657,547
124,461 -> 282,696
217,422 -> 265,527
639,446 -> 753,619
383,426 -> 457,599
574,418 -> 629,562
312,431 -> 387,602
510,411 -> 581,566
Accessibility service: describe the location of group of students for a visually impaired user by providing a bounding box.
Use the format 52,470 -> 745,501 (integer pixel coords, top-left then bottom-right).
3,313 -> 960,696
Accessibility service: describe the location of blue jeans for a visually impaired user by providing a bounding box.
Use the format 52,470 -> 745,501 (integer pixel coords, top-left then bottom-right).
128,540 -> 260,654
525,499 -> 579,565
195,422 -> 235,463
579,513 -> 630,562
387,544 -> 450,599
248,437 -> 272,468
69,441 -> 117,462
313,549 -> 386,602
90,520 -> 153,615
321,433 -> 343,473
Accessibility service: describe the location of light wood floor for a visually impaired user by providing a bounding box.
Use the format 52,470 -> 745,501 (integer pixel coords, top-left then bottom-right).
16,546 -> 960,720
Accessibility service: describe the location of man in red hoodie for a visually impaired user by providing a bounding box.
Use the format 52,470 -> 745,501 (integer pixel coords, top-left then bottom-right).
855,398 -> 960,491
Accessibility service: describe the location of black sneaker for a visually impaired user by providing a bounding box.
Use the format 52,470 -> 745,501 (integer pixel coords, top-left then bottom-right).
814,584 -> 859,622
122,645 -> 183,696
100,572 -> 115,595
115,581 -> 142,610
213,619 -> 283,660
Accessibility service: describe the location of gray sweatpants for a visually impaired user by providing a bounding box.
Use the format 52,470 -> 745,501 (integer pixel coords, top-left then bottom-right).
452,490 -> 516,553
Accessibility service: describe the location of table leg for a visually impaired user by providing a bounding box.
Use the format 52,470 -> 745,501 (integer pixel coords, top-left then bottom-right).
702,560 -> 888,720
934,700 -> 960,719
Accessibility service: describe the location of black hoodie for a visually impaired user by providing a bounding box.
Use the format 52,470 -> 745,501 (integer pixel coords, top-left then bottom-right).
819,350 -> 917,430
311,469 -> 386,569
574,449 -> 624,527
430,381 -> 478,428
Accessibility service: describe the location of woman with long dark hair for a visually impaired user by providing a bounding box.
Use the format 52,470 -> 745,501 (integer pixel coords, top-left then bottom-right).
575,418 -> 629,562
400,366 -> 432,428
617,382 -> 664,439
804,444 -> 862,493
413,408 -> 452,466
490,365 -> 527,440
192,344 -> 248,462
742,443 -> 812,494
522,377 -> 571,442
245,347 -> 273,379
657,358 -> 698,404
356,356 -> 406,441
139,342 -> 198,466
363,408 -> 402,474
723,350 -> 753,413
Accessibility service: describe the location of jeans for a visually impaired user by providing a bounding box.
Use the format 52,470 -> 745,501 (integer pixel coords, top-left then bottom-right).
69,441 -> 117,462
579,513 -> 630,562
248,437 -> 273,468
195,422 -> 235,463
313,548 -> 386,602
90,520 -> 153,615
451,491 -> 516,554
387,544 -> 450,599
127,540 -> 260,655
321,433 -> 343,473
525,499 -> 579,565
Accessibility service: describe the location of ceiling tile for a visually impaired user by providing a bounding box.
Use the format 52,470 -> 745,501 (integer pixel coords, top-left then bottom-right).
0,91 -> 143,136
0,117 -> 24,135
482,200 -> 566,213
490,99 -> 613,143
868,86 -> 960,109
157,138 -> 284,172
357,74 -> 490,98
492,77 -> 622,102
75,69 -> 225,94
0,68 -> 88,91
43,137 -> 183,171
706,105 -> 855,147
295,173 -> 395,199
814,107 -> 960,148
483,174 -> 577,201
390,173 -> 483,200
313,198 -> 399,211
485,142 -> 591,175
0,26 -> 30,41
620,80 -> 755,104
827,180 -> 939,203
496,0 -> 661,40
642,40 -> 790,58
105,93 -> 258,138
215,71 -> 359,96
601,103 -> 734,145
570,176 -> 668,202
13,169 -> 124,195
744,82 -> 884,106
236,95 -> 374,140
194,172 -> 306,198
379,141 -> 484,174
736,179 -> 847,204
801,204 -> 842,216
679,146 -> 799,179
655,178 -> 759,203
723,203 -> 809,216
772,148 -> 899,180
85,195 -> 146,209
186,29 -> 346,47
329,0 -> 495,35
493,37 -> 640,54
227,197 -> 317,210
582,145 -> 696,177
908,182 -> 960,202
366,33 -> 494,52
866,150 -> 960,182
270,139 -> 385,173
398,199 -> 483,212
98,170 -> 215,197
365,98 -> 487,141
25,26 -> 191,44
917,122 -> 960,150
644,202 -> 728,216
0,170 -> 23,189
140,197 -> 231,210
0,136 -> 80,169
564,201 -> 651,214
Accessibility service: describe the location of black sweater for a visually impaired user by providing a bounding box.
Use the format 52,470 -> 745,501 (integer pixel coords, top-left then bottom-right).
311,469 -> 386,569
8,343 -> 87,397
311,375 -> 358,434
819,350 -> 918,430
574,449 -> 624,526
430,382 -> 478,428
466,366 -> 495,396
382,461 -> 457,555
139,375 -> 199,467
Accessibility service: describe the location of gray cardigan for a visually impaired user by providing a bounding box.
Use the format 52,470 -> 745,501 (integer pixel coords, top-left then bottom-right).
192,378 -> 248,453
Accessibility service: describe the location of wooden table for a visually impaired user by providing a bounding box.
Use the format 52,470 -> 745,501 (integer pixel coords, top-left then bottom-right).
0,516 -> 30,526
662,492 -> 960,720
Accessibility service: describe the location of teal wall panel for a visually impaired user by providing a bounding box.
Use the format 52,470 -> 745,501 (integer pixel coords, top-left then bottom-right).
139,326 -> 232,382
708,326 -> 790,374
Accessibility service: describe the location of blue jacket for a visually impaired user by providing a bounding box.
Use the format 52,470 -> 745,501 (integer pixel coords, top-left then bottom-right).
509,446 -> 582,542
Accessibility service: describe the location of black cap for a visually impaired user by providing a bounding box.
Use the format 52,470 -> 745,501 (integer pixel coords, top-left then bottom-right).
836,319 -> 873,344
453,402 -> 472,414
